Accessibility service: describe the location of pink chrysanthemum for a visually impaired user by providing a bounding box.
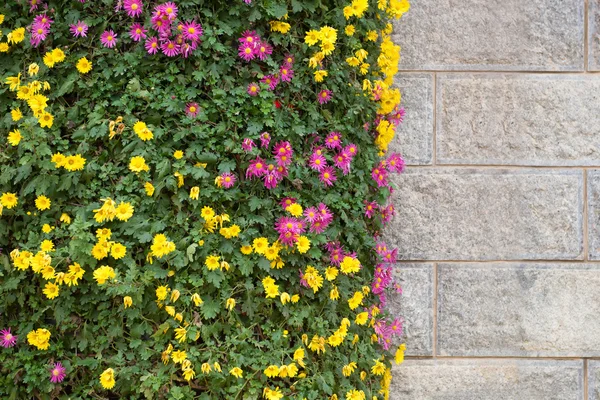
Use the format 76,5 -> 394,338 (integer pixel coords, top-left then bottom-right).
182,21 -> 203,42
246,157 -> 267,179
259,132 -> 271,148
280,197 -> 296,209
247,82 -> 260,96
145,36 -> 159,54
308,152 -> 327,172
334,152 -> 352,175
33,14 -> 53,27
220,172 -> 236,189
30,24 -> 49,47
317,203 -> 333,225
100,30 -> 118,48
124,0 -> 143,17
279,66 -> 293,82
0,328 -> 17,348
275,216 -> 305,246
260,74 -> 279,91
273,141 -> 293,167
129,23 -> 147,41
381,203 -> 395,224
151,15 -> 170,32
160,2 -> 179,19
238,42 -> 256,61
239,30 -> 259,44
325,131 -> 342,149
304,207 -> 319,223
344,143 -> 358,158
364,200 -> 378,218
386,153 -> 405,173
29,0 -> 43,12
242,138 -> 255,152
283,53 -> 294,66
372,164 -> 389,187
319,166 -> 337,186
318,89 -> 332,104
50,362 -> 66,383
161,40 -> 180,57
257,41 -> 273,60
186,102 -> 200,118
389,106 -> 406,126
70,21 -> 88,38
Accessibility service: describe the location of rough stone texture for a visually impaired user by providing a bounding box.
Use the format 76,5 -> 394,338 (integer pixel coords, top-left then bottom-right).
589,1 -> 600,71
589,361 -> 600,400
391,360 -> 584,400
386,264 -> 433,356
587,170 -> 600,259
389,74 -> 433,165
383,169 -> 583,260
437,75 -> 600,166
437,263 -> 600,357
392,0 -> 584,71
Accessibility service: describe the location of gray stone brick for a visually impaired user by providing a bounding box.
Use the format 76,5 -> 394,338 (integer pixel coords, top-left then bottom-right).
386,264 -> 433,356
391,359 -> 583,400
389,74 -> 433,165
589,1 -> 600,71
437,74 -> 600,166
587,170 -> 600,259
437,263 -> 600,357
589,361 -> 600,400
392,0 -> 584,71
383,169 -> 583,260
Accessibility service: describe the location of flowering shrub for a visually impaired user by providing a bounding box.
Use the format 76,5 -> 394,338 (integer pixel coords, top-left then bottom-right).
0,0 -> 410,398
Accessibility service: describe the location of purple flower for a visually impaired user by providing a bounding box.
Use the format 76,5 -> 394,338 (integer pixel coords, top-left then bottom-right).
260,74 -> 279,91
100,30 -> 118,48
186,102 -> 200,118
220,172 -> 236,189
129,23 -> 147,42
247,82 -> 260,96
50,362 -> 66,383
145,36 -> 159,54
0,328 -> 17,348
124,0 -> 143,17
241,138 -> 255,152
182,21 -> 203,42
238,42 -> 256,61
256,41 -> 272,61
279,65 -> 293,82
317,89 -> 332,104
259,132 -> 271,148
161,40 -> 180,57
70,21 -> 89,38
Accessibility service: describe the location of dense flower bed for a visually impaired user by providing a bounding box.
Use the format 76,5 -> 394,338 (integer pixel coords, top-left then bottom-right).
0,0 -> 409,398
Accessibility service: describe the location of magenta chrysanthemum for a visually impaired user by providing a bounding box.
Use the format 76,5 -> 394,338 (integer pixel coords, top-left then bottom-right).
220,172 -> 236,189
50,362 -> 66,383
100,30 -> 118,48
319,166 -> 337,186
325,131 -> 342,149
309,152 -> 327,172
124,0 -> 143,17
260,74 -> 279,91
247,82 -> 260,96
70,21 -> 88,38
241,138 -> 255,152
238,42 -> 256,61
161,40 -> 180,57
182,21 -> 203,42
279,66 -> 294,82
0,328 -> 17,348
145,36 -> 159,54
318,89 -> 332,104
259,132 -> 271,148
129,23 -> 147,42
256,41 -> 273,60
186,102 -> 200,118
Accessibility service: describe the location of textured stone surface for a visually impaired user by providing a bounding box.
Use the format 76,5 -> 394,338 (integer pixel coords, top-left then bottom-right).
589,1 -> 600,71
588,170 -> 600,259
392,0 -> 584,71
389,74 -> 433,165
391,360 -> 584,400
437,263 -> 600,357
383,169 -> 583,260
386,264 -> 433,356
437,75 -> 600,166
589,361 -> 600,400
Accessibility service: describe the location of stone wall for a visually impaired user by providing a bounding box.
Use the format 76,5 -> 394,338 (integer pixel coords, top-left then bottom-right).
389,1 -> 600,398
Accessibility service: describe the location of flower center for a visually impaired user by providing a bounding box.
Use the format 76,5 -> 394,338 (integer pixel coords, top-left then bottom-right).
77,26 -> 83,32
189,106 -> 196,113
131,3 -> 138,9
136,29 -> 141,34
188,27 -> 195,34
107,35 -> 113,41
168,43 -> 174,49
53,369 -> 60,376
324,173 -> 330,179
5,334 -> 12,340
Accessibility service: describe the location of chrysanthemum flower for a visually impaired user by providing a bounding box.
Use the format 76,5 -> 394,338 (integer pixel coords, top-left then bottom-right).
386,153 -> 405,173
100,30 -> 118,48
49,362 -> 66,383
238,42 -> 256,61
99,368 -> 116,389
124,0 -> 143,17
319,166 -> 336,186
8,129 -> 21,146
0,328 -> 17,348
239,30 -> 259,44
257,41 -> 273,60
247,82 -> 260,96
76,57 -> 93,74
318,89 -> 332,104
273,141 -> 293,167
145,36 -> 159,54
241,138 -> 255,152
279,66 -> 293,82
160,2 -> 178,19
308,152 -> 327,172
70,20 -> 88,37
129,23 -> 147,41
325,131 -> 342,149
185,102 -> 199,117
246,157 -> 267,178
220,172 -> 236,188
259,132 -> 271,148
161,40 -> 180,57
260,74 -> 279,91
182,21 -> 203,41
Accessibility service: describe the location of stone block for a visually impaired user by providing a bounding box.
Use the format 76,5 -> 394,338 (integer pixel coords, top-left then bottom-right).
386,263 -> 434,356
437,74 -> 600,166
589,361 -> 600,400
389,74 -> 433,165
587,170 -> 600,259
392,0 -> 584,71
391,359 -> 583,400
383,169 -> 583,260
437,263 -> 600,357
